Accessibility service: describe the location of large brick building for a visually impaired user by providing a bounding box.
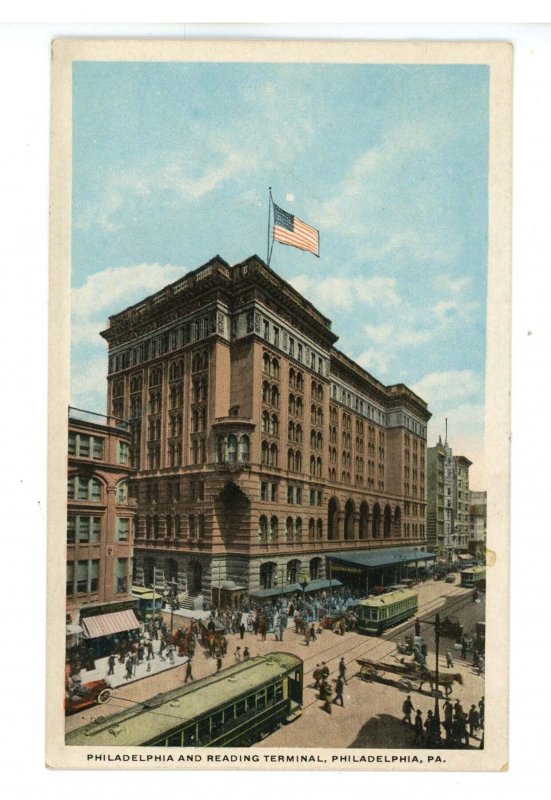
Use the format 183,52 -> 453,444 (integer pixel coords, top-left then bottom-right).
100,255 -> 431,605
66,411 -> 139,647
426,436 -> 472,561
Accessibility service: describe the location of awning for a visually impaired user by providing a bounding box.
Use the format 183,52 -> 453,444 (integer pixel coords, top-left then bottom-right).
81,609 -> 141,639
327,547 -> 437,570
304,578 -> 343,593
249,583 -> 302,599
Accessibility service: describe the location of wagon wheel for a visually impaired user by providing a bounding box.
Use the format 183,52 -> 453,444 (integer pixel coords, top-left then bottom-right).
360,666 -> 381,682
398,678 -> 413,692
97,688 -> 112,704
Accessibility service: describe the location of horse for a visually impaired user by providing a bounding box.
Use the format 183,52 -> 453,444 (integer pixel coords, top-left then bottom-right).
418,670 -> 464,697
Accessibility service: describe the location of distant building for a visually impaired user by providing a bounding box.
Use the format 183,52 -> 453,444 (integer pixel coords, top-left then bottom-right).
468,489 -> 487,559
99,255 -> 431,605
426,436 -> 472,560
66,409 -> 139,657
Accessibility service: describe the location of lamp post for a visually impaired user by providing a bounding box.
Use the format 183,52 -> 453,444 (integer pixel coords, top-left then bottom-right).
420,612 -> 443,747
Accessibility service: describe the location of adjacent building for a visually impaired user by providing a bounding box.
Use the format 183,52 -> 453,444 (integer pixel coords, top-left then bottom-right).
99,254 -> 431,605
66,410 -> 139,655
469,489 -> 487,559
426,436 -> 472,561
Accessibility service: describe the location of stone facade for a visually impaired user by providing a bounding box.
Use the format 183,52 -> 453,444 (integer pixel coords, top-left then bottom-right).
100,255 -> 431,603
426,436 -> 472,560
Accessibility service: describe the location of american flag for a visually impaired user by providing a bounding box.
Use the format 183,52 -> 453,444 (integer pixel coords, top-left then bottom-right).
272,202 -> 319,257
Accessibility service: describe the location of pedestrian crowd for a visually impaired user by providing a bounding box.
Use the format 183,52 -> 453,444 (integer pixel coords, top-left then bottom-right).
403,694 -> 485,748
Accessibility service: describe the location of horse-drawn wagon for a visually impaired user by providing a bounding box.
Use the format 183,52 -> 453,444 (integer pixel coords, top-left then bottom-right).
356,657 -> 463,696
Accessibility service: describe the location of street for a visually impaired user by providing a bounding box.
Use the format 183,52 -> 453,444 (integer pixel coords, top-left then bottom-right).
66,579 -> 485,748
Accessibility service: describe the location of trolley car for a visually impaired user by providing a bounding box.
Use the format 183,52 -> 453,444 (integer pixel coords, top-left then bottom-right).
355,588 -> 418,635
460,566 -> 486,590
66,652 -> 303,748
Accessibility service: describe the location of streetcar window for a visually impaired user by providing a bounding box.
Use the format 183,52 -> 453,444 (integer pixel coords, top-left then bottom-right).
183,726 -> 196,746
198,719 -> 210,744
211,712 -> 223,738
246,695 -> 256,712
275,682 -> 283,702
257,689 -> 266,710
167,732 -> 182,746
267,685 -> 275,704
235,700 -> 246,718
224,706 -> 235,724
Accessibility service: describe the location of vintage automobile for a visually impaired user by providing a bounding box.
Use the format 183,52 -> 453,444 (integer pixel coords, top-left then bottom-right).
65,678 -> 112,715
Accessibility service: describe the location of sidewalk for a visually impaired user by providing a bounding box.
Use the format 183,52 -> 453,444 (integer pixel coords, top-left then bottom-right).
78,645 -> 189,690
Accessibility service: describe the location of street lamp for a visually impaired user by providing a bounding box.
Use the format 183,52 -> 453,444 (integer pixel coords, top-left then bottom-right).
421,612 -> 443,748
299,570 -> 309,599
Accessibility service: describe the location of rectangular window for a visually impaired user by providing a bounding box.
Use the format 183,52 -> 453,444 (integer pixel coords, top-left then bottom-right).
68,432 -> 76,455
289,337 -> 294,357
295,487 -> 302,504
78,436 -> 90,457
115,558 -> 128,594
261,482 -> 268,501
66,562 -> 74,595
117,518 -> 129,542
270,484 -> 277,502
297,343 -> 302,362
67,517 -> 76,544
92,437 -> 103,459
287,486 -> 293,504
76,560 -> 88,593
89,560 -> 99,592
118,441 -> 128,464
273,327 -> 280,347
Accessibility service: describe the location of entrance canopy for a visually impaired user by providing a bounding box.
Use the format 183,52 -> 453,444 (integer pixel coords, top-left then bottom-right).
327,547 -> 436,571
249,583 -> 302,599
304,578 -> 342,593
81,609 -> 141,639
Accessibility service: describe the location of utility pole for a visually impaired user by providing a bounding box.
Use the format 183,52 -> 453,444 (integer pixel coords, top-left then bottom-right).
421,612 -> 443,747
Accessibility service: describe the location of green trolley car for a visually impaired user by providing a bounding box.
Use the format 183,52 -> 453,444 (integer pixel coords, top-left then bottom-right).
66,652 -> 303,749
355,588 -> 418,635
460,566 -> 486,590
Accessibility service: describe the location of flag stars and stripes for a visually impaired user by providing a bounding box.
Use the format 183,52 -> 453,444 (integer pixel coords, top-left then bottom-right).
272,202 -> 319,257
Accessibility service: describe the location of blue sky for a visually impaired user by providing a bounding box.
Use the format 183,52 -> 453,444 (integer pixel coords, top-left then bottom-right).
71,61 -> 488,487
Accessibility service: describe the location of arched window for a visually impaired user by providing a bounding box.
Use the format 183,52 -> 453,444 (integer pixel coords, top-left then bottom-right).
226,434 -> 237,462
289,368 -> 295,387
288,394 -> 296,415
287,449 -> 294,471
269,443 -> 278,467
310,556 -> 322,581
271,386 -> 279,407
272,358 -> 279,379
384,504 -> 392,538
295,451 -> 302,472
288,420 -> 295,441
189,514 -> 196,538
263,353 -> 271,373
296,398 -> 303,417
166,514 -> 173,538
309,518 -> 315,539
310,455 -> 316,475
295,518 -> 302,541
269,516 -> 278,542
215,435 -> 225,463
262,381 -> 270,403
316,457 -> 322,477
296,424 -> 303,443
316,519 -> 323,539
261,441 -> 269,465
116,480 -> 128,503
287,559 -> 301,583
262,411 -> 270,433
285,517 -> 294,542
270,415 -> 279,436
238,435 -> 250,462
310,430 -> 316,449
258,514 -> 268,542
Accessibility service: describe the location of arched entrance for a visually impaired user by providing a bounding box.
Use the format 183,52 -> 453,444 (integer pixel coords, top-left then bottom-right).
344,499 -> 355,540
383,505 -> 392,538
260,561 -> 277,590
328,497 -> 339,540
372,504 -> 381,539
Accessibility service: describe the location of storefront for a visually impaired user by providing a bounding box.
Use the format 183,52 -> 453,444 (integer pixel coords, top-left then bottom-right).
79,600 -> 141,661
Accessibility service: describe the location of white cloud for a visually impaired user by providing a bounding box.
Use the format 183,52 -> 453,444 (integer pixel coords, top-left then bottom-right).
288,275 -> 399,311
70,354 -> 108,413
355,348 -> 391,376
411,371 -> 482,411
72,262 -> 189,346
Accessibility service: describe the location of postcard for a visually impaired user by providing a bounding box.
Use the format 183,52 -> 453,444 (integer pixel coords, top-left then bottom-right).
46,38 -> 511,771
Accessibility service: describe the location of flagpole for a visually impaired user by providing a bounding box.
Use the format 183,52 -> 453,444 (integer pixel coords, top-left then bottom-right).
267,187 -> 273,266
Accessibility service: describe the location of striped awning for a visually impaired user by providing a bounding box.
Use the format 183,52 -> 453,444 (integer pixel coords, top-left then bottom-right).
81,609 -> 141,639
